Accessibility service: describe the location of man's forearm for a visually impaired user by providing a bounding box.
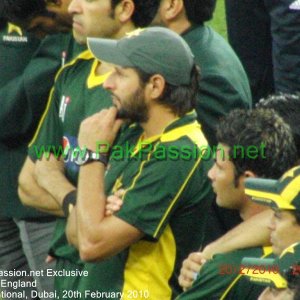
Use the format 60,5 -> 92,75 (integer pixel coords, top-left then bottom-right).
76,162 -> 106,249
18,157 -> 64,216
35,155 -> 76,206
66,208 -> 78,248
75,161 -> 143,262
203,209 -> 272,258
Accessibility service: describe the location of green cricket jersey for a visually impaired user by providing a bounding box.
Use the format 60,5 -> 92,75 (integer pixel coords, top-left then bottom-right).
0,23 -> 40,86
28,50 -> 113,295
78,112 -> 214,300
0,32 -> 85,140
0,29 -> 83,219
0,22 -> 40,219
183,25 -> 252,147
177,246 -> 273,300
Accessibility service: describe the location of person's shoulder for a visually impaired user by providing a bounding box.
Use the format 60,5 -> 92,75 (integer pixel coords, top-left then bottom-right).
161,120 -> 208,156
183,25 -> 225,49
184,25 -> 241,64
55,50 -> 95,82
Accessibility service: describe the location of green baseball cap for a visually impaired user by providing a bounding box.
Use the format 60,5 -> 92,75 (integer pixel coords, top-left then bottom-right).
242,242 -> 300,289
87,27 -> 195,86
244,166 -> 300,210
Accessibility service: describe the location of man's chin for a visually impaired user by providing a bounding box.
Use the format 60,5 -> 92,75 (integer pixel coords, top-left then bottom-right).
73,30 -> 87,45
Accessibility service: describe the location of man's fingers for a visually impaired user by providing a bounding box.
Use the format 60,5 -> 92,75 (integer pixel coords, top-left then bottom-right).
106,203 -> 121,212
113,119 -> 123,134
178,252 -> 204,289
104,107 -> 123,133
178,273 -> 194,290
45,255 -> 55,263
107,195 -> 123,205
183,252 -> 203,272
180,268 -> 198,282
105,209 -> 113,217
106,194 -> 123,215
115,189 -> 126,198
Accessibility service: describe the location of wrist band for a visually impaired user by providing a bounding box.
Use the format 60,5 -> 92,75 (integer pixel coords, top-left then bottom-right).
62,190 -> 77,217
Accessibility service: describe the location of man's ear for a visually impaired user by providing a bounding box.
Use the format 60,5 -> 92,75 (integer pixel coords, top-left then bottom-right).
147,74 -> 166,100
163,0 -> 184,21
114,0 -> 134,23
244,170 -> 256,178
238,170 -> 256,187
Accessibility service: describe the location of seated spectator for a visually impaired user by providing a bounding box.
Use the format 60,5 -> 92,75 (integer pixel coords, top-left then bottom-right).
176,108 -> 297,299
180,92 -> 300,288
243,166 -> 300,299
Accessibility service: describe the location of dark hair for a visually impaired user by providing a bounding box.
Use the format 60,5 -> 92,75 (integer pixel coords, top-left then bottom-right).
256,93 -> 300,160
183,0 -> 217,24
216,108 -> 297,182
111,0 -> 160,27
137,64 -> 200,117
1,0 -> 46,25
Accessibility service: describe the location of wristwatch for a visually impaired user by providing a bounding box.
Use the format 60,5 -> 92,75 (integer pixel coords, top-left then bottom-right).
74,149 -> 109,166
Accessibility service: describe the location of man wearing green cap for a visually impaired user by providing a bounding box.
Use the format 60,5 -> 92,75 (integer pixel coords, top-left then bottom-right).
244,166 -> 300,299
242,242 -> 300,300
175,108 -> 297,299
66,26 -> 214,299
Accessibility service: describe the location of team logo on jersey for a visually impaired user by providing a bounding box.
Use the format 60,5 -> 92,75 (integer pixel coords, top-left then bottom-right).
3,23 -> 28,43
62,135 -> 80,174
59,95 -> 71,122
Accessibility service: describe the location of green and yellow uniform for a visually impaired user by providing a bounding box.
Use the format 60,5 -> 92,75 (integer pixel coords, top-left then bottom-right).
0,30 -> 83,219
0,22 -> 41,219
0,32 -> 84,142
29,51 -> 112,296
177,246 -> 273,300
0,24 -> 83,297
78,112 -> 214,300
